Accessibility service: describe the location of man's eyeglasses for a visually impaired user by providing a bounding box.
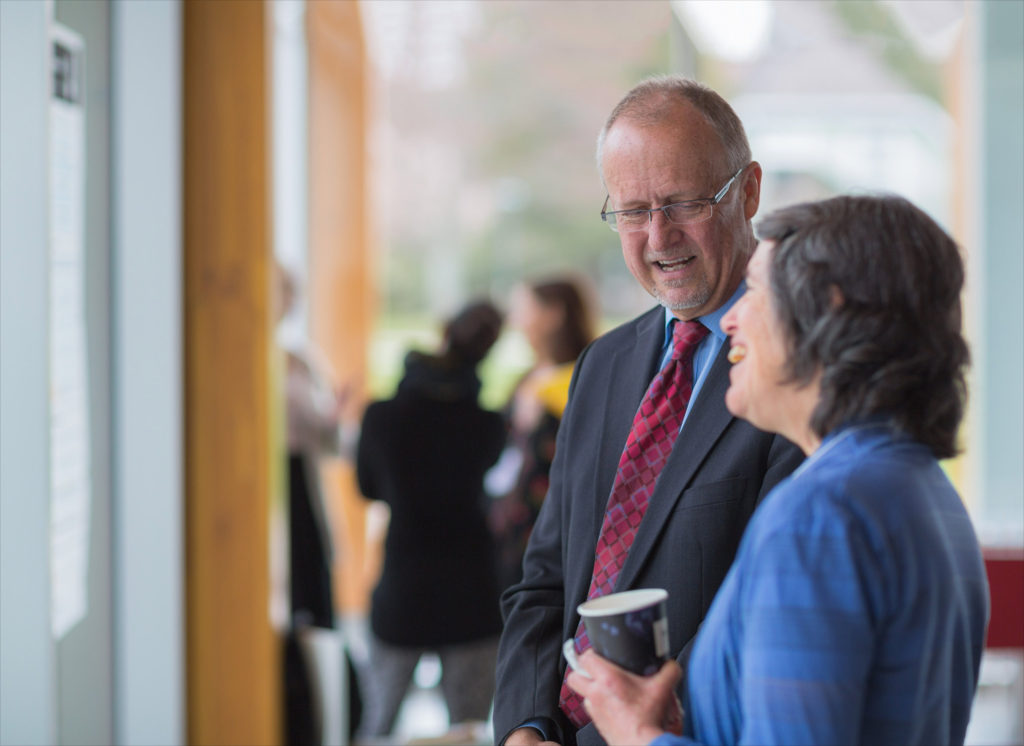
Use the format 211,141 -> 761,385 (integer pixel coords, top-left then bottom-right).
600,165 -> 747,233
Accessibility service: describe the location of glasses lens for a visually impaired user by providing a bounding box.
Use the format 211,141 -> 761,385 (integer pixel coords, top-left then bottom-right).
664,202 -> 712,225
615,211 -> 650,233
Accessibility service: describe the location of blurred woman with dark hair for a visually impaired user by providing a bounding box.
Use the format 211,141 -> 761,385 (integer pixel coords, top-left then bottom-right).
489,277 -> 596,591
568,195 -> 989,746
355,300 -> 507,739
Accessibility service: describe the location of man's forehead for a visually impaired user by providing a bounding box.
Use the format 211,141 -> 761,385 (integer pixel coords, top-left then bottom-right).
604,117 -> 724,170
603,158 -> 719,204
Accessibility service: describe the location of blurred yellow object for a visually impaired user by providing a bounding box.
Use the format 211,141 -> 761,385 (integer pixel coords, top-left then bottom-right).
535,362 -> 576,418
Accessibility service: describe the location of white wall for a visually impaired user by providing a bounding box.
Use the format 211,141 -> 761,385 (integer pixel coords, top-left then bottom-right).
0,2 -> 184,744
0,1 -> 58,744
110,1 -> 184,744
973,0 -> 1024,540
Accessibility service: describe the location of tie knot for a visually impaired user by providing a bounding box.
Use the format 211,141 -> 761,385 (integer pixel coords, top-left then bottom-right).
671,319 -> 709,360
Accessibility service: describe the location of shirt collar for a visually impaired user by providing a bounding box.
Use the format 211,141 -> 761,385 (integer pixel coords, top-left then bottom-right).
661,281 -> 746,345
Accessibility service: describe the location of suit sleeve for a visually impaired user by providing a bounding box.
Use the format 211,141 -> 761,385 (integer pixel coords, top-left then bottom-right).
758,433 -> 804,502
492,346 -> 596,745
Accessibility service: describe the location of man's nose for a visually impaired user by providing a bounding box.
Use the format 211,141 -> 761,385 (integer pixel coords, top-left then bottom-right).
647,209 -> 679,252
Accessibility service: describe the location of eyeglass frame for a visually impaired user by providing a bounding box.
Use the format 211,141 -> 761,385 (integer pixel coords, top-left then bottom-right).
600,165 -> 747,233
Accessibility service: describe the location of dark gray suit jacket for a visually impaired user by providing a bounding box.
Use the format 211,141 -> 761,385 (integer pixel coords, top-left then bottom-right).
493,305 -> 804,746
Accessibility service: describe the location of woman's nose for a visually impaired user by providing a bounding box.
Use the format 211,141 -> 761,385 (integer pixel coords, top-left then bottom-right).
721,304 -> 737,335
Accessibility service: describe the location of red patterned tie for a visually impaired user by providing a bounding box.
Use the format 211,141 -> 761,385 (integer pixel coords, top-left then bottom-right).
558,319 -> 709,728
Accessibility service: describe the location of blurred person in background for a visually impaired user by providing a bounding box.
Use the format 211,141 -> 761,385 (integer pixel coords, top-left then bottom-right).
567,195 -> 989,746
494,75 -> 804,746
355,300 -> 507,741
278,264 -> 349,632
276,262 -> 361,743
489,277 -> 596,592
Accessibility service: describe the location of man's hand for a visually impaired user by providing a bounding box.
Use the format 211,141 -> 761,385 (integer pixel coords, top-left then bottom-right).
566,651 -> 684,746
503,726 -> 560,746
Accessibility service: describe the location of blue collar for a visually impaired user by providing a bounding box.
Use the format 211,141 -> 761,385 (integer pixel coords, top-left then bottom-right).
661,281 -> 746,345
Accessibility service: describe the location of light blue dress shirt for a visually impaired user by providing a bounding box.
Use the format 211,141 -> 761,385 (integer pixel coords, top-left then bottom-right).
658,282 -> 744,427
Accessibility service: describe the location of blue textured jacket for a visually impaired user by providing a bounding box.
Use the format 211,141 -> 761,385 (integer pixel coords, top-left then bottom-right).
655,421 -> 989,746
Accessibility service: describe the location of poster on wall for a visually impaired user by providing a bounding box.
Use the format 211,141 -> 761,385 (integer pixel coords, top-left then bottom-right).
49,22 -> 91,640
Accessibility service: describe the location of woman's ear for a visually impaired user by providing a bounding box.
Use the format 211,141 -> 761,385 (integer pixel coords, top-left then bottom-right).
829,284 -> 845,309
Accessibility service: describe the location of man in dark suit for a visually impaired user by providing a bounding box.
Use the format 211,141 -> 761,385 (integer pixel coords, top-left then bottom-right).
493,76 -> 805,746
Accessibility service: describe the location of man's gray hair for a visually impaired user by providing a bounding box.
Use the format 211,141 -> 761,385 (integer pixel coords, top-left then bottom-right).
596,75 -> 752,179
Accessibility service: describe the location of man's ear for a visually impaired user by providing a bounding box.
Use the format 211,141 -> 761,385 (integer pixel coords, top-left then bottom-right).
742,161 -> 763,220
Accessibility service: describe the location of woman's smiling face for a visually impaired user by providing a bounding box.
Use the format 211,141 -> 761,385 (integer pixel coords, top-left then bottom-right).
720,240 -> 798,436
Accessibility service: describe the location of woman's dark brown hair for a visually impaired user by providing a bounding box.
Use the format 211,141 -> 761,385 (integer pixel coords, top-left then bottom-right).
756,194 -> 969,458
443,299 -> 503,367
529,278 -> 595,366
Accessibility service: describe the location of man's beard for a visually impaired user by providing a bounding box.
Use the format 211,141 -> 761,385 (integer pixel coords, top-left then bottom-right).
649,281 -> 711,313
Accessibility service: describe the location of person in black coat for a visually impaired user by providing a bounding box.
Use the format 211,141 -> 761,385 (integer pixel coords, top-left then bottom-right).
355,300 -> 507,738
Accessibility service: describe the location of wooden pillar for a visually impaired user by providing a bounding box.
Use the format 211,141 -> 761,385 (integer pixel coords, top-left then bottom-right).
184,1 -> 280,744
307,0 -> 375,615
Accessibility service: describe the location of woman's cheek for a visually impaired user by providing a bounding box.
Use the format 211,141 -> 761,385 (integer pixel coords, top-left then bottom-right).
724,368 -> 746,419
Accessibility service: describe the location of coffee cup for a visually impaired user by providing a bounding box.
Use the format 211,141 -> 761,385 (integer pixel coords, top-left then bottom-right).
564,588 -> 670,677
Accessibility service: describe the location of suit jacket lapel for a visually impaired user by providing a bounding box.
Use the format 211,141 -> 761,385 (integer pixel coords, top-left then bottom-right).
591,309 -> 665,539
614,341 -> 735,591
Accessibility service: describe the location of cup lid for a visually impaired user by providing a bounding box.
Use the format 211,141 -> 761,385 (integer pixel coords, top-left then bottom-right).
577,588 -> 668,617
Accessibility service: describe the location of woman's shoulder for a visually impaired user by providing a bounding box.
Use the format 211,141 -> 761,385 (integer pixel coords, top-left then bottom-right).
736,452 -> 893,613
360,393 -> 427,431
808,427 -> 946,508
749,425 -> 955,563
